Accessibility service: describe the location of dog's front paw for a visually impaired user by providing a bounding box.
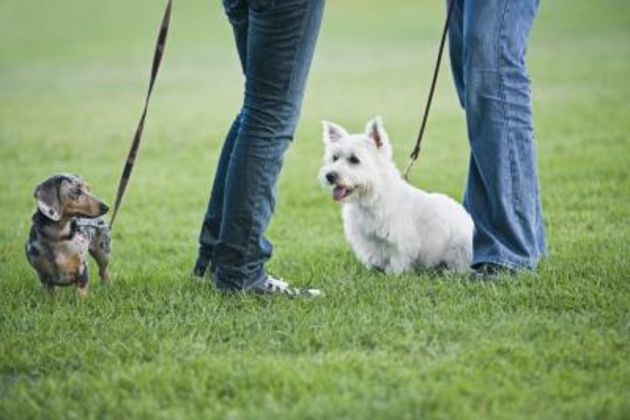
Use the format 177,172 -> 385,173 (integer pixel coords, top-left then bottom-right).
99,269 -> 110,285
384,262 -> 407,275
77,284 -> 89,298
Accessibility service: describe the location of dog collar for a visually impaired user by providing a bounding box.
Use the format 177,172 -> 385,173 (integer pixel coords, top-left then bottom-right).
33,211 -> 78,241
62,219 -> 79,241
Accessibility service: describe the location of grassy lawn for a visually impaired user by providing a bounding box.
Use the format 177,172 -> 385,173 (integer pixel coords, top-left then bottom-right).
1,0 -> 629,418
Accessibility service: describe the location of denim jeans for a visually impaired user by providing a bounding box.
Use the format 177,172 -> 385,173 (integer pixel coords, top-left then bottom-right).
448,0 -> 547,269
197,0 -> 325,290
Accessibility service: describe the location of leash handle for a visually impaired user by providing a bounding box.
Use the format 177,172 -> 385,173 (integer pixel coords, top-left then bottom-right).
110,0 -> 173,229
403,0 -> 455,180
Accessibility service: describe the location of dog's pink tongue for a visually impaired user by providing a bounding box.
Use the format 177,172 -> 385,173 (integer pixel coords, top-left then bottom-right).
333,186 -> 348,201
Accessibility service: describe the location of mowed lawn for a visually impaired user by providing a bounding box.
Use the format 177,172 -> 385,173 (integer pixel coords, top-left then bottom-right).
1,0 -> 629,418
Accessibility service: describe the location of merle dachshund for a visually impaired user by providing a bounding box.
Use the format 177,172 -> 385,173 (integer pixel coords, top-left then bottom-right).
25,174 -> 111,296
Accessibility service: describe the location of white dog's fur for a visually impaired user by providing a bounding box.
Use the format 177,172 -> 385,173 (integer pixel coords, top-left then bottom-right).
319,116 -> 474,273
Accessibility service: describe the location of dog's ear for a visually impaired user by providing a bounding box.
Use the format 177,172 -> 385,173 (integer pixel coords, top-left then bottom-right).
365,116 -> 389,149
34,177 -> 63,221
322,121 -> 348,143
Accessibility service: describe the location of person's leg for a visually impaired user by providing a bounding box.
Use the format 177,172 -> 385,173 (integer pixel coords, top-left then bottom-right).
462,0 -> 546,270
213,0 -> 325,291
194,0 -> 249,276
194,114 -> 242,275
447,0 -> 466,108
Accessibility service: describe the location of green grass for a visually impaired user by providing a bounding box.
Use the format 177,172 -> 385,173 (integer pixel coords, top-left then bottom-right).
1,0 -> 629,418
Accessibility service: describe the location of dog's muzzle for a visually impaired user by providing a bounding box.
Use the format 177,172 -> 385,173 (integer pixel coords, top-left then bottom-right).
324,171 -> 354,201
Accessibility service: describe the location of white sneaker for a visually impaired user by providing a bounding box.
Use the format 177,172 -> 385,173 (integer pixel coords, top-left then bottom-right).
251,276 -> 323,297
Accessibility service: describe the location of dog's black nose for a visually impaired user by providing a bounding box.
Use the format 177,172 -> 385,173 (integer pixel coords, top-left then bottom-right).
326,172 -> 338,184
99,202 -> 110,215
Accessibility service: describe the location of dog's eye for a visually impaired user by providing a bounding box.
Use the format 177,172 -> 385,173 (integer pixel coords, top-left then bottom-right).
332,154 -> 340,162
73,188 -> 83,197
348,155 -> 360,165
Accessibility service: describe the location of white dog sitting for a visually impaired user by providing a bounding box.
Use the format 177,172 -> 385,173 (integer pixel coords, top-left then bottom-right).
319,116 -> 474,273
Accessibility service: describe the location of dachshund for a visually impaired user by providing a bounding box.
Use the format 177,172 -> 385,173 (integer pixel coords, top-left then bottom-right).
25,174 -> 111,296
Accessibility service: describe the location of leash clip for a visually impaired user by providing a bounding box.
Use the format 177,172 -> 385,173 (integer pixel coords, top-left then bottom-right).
403,158 -> 416,181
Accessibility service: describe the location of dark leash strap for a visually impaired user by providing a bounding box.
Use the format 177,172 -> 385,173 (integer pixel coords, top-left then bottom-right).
110,0 -> 173,228
403,0 -> 455,180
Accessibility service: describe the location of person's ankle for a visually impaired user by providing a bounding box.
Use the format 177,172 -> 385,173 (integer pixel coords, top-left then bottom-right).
192,254 -> 211,278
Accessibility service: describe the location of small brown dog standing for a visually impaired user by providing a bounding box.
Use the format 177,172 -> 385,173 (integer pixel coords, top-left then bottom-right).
25,174 -> 111,296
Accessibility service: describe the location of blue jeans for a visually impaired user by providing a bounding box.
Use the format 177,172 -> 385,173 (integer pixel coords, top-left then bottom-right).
448,0 -> 547,269
197,0 -> 325,290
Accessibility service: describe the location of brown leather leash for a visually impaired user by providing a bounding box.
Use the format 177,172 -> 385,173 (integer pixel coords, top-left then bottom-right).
403,0 -> 455,180
110,0 -> 173,228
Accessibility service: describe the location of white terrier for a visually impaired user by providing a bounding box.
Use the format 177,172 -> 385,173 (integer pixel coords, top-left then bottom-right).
319,116 -> 474,273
